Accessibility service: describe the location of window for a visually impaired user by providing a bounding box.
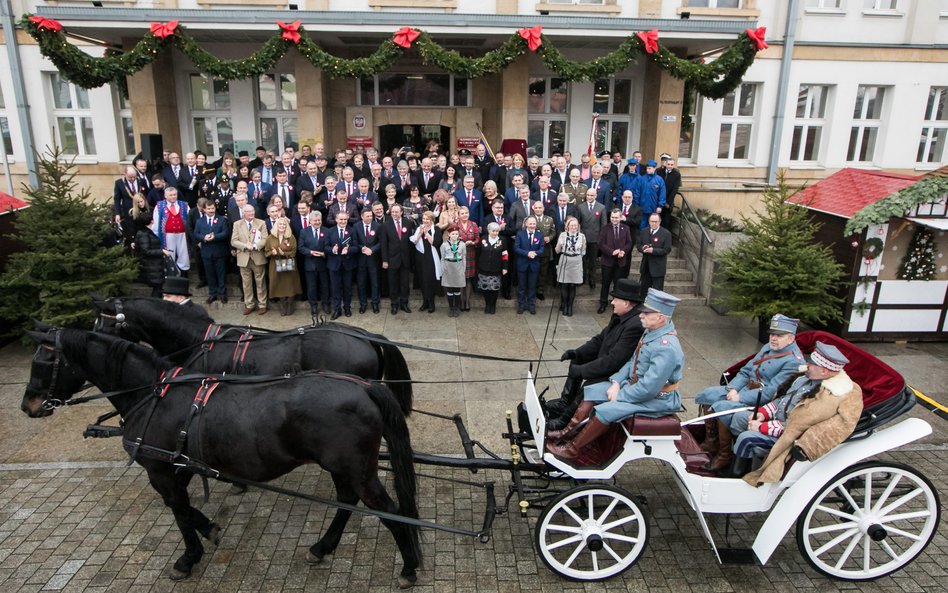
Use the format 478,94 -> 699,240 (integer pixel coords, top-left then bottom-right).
790,85 -> 830,162
718,83 -> 757,160
0,86 -> 12,156
115,87 -> 135,160
592,79 -> 632,156
807,0 -> 842,8
679,85 -> 700,162
847,86 -> 886,162
49,73 -> 96,156
687,0 -> 742,7
548,0 -> 606,3
190,73 -> 233,157
258,73 -> 298,153
864,0 -> 899,10
358,74 -> 469,107
528,77 -> 568,159
917,87 -> 948,164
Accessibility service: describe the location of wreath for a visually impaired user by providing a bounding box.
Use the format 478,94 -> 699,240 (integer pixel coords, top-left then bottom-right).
862,237 -> 884,261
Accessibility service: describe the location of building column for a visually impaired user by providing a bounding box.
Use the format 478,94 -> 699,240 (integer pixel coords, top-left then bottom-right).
125,40 -> 181,153
639,60 -> 684,160
294,53 -> 328,146
499,55 -> 528,142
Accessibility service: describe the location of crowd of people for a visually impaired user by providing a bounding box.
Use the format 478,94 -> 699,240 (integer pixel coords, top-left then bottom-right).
115,141 -> 683,318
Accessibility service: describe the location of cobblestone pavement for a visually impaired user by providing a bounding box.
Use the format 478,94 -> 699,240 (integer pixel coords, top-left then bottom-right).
0,301 -> 945,592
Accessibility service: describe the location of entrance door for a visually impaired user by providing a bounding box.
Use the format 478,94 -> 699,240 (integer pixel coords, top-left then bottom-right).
379,125 -> 450,157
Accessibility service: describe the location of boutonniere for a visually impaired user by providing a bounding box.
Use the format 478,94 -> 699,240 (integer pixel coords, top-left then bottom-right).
595,211 -> 600,217
369,230 -> 376,236
501,251 -> 509,261
532,236 -> 539,244
343,230 -> 348,236
211,218 -> 217,225
401,226 -> 408,233
652,236 -> 659,243
319,232 -> 324,238
482,240 -> 488,246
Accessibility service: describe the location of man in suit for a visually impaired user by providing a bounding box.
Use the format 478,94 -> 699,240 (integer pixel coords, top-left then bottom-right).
459,156 -> 483,190
552,193 -> 578,234
474,144 -> 494,184
393,161 -> 414,202
657,158 -> 681,229
551,156 -> 570,192
414,157 -> 441,200
296,161 -> 324,204
504,173 -> 527,208
113,166 -> 139,226
454,175 -> 483,223
162,153 -> 190,205
597,209 -> 633,313
577,188 -> 607,290
328,187 -> 360,225
353,178 -> 378,211
353,209 -> 382,314
531,175 -> 557,212
509,186 -> 536,232
380,203 -> 415,315
277,151 -> 301,184
268,170 -> 295,211
254,154 -> 278,187
192,201 -> 230,304
584,163 -> 613,206
325,211 -> 357,319
638,213 -> 673,297
133,158 -> 152,195
298,211 -> 331,315
230,204 -> 269,315
531,200 -> 556,301
514,216 -> 544,315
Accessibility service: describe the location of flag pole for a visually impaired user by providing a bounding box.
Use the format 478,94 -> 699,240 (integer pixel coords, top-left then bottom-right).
475,123 -> 496,161
587,112 -> 600,165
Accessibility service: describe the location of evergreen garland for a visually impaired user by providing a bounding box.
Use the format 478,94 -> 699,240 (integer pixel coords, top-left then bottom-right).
22,14 -> 759,98
845,176 -> 948,237
897,226 -> 938,281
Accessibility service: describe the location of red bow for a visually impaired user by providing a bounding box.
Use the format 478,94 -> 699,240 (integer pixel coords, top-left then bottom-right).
636,30 -> 659,54
518,26 -> 543,51
149,20 -> 178,39
277,20 -> 302,44
392,27 -> 420,49
746,27 -> 768,51
29,16 -> 62,32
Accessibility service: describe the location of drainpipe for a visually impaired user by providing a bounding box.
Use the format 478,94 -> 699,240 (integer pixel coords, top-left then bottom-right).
767,0 -> 800,185
1,0 -> 39,189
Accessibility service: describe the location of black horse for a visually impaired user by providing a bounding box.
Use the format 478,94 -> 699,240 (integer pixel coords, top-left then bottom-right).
91,297 -> 413,416
22,328 -> 422,588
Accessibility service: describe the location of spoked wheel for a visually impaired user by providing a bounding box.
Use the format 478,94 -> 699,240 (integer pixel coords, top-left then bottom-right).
796,461 -> 940,580
535,484 -> 649,581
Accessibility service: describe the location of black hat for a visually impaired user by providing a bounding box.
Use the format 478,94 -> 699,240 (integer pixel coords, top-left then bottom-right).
610,279 -> 642,302
238,150 -> 249,157
458,149 -> 471,156
162,276 -> 191,297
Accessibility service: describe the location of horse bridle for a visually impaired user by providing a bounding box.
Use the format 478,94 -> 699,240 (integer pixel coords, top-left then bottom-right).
94,298 -> 128,331
35,328 -> 67,410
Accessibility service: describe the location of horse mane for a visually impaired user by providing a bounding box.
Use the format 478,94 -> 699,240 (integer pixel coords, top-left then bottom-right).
133,297 -> 213,323
62,329 -> 168,383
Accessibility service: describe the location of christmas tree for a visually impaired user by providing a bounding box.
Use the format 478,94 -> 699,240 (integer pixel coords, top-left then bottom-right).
897,226 -> 937,280
715,172 -> 847,328
0,145 -> 139,337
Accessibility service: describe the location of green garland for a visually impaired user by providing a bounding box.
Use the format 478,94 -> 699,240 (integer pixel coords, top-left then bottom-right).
22,14 -> 759,100
845,176 -> 948,236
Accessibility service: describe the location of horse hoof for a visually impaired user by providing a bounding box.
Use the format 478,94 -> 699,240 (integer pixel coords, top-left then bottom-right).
398,574 -> 418,589
168,569 -> 191,581
206,524 -> 222,546
305,551 -> 324,565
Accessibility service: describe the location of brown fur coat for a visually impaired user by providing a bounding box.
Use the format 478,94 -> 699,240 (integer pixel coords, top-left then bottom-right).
743,370 -> 863,487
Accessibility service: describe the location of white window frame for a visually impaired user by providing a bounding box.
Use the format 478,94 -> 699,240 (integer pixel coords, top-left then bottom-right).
356,74 -> 471,107
790,84 -> 831,164
114,86 -> 135,161
0,85 -> 13,159
547,0 -> 606,4
917,87 -> 948,166
257,73 -> 298,153
863,0 -> 902,14
806,0 -> 844,12
847,85 -> 886,163
686,0 -> 744,8
718,82 -> 758,162
188,73 -> 233,158
679,86 -> 700,164
48,73 -> 97,158
592,78 -> 633,157
528,77 -> 569,159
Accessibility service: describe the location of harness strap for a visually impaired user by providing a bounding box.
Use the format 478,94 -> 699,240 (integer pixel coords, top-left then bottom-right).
751,350 -> 794,389
157,367 -> 185,398
202,323 -> 222,351
231,331 -> 254,373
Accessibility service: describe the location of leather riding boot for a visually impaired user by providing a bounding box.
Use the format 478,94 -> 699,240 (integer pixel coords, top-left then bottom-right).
546,416 -> 611,460
706,421 -> 734,473
699,418 -> 719,453
547,400 -> 594,441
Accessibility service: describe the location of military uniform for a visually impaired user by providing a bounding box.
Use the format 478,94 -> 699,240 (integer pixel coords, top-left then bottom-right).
696,341 -> 804,412
729,374 -> 817,458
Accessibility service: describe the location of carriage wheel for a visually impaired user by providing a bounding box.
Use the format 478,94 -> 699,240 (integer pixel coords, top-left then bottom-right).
535,484 -> 649,581
796,461 -> 940,580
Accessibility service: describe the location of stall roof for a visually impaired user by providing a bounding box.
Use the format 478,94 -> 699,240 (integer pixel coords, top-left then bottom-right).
0,193 -> 29,215
788,168 -> 918,219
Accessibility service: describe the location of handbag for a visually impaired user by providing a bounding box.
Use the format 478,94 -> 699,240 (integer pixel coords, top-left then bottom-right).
275,257 -> 295,273
163,254 -> 182,278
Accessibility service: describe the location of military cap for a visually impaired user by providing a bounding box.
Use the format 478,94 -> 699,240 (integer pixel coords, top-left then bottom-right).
641,288 -> 680,317
808,342 -> 849,372
768,314 -> 799,335
646,159 -> 658,167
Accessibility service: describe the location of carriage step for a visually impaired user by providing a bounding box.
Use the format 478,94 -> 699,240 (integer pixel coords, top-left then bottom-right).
718,548 -> 757,565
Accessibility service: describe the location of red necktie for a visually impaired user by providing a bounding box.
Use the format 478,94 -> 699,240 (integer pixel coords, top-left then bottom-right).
303,217 -> 308,228
396,221 -> 402,239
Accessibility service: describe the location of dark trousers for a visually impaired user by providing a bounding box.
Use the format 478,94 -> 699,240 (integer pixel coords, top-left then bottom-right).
599,263 -> 622,305
583,242 -> 598,283
640,271 -> 665,296
387,264 -> 410,305
305,268 -> 330,309
517,268 -> 538,311
357,262 -> 380,307
202,253 -> 227,298
329,268 -> 354,312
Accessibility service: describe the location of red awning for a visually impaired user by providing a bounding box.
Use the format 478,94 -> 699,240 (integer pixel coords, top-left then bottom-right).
0,192 -> 29,215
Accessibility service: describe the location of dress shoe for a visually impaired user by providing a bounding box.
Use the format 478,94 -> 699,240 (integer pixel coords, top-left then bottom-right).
419,302 -> 429,312
258,306 -> 267,315
331,310 -> 341,320
359,304 -> 367,314
589,279 -> 596,289
529,308 -> 536,315
206,296 -> 216,304
344,309 -> 352,317
323,304 -> 331,314
536,293 -> 545,301
597,303 -> 608,314
311,305 -> 319,315
400,304 -> 412,313
372,304 -> 380,314
517,307 -> 524,314
221,296 -> 228,304
243,307 -> 254,316
391,304 -> 398,315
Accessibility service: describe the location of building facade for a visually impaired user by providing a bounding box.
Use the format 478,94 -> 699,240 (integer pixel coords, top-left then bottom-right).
1,0 -> 946,211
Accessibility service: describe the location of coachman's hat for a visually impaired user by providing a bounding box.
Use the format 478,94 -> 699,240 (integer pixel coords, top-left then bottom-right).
768,314 -> 799,335
641,288 -> 680,317
807,341 -> 849,372
610,279 -> 643,303
646,159 -> 658,167
162,276 -> 191,297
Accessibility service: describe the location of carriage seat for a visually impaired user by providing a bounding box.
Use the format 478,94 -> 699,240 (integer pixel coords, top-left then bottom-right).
621,414 -> 681,437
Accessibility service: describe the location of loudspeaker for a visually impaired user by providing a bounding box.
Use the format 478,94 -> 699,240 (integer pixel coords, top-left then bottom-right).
140,134 -> 163,162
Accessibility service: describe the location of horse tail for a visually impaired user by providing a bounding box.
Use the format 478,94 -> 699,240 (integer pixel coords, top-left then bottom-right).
379,341 -> 414,417
366,383 -> 421,561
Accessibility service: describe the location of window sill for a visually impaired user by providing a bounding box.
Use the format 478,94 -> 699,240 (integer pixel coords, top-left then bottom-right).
787,163 -> 826,170
715,161 -> 757,168
861,9 -> 905,17
197,0 -> 287,5
676,7 -> 760,18
61,156 -> 100,165
370,0 -> 457,8
536,3 -> 621,15
804,8 -> 846,16
914,164 -> 943,171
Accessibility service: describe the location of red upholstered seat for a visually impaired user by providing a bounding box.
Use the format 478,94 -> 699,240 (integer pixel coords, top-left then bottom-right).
565,415 -> 682,467
622,414 -> 681,436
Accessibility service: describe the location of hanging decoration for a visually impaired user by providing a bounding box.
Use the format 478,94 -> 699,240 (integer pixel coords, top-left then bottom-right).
21,14 -> 761,99
897,227 -> 938,281
745,27 -> 768,51
862,237 -> 884,261
518,26 -> 543,52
